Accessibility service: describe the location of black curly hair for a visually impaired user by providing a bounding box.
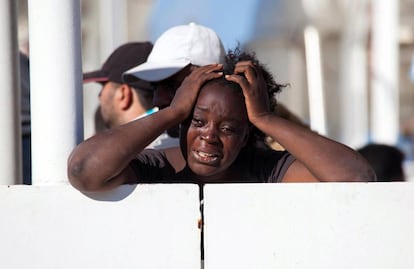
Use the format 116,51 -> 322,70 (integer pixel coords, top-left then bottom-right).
221,46 -> 287,149
223,46 -> 286,113
180,46 -> 288,152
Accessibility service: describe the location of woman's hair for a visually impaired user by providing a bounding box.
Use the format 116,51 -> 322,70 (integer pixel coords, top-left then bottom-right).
221,46 -> 287,149
223,46 -> 286,112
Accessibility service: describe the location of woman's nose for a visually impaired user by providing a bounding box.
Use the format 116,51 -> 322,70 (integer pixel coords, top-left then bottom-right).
200,124 -> 219,143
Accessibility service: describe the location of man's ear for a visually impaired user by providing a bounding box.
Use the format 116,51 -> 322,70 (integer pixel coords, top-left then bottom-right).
118,84 -> 133,110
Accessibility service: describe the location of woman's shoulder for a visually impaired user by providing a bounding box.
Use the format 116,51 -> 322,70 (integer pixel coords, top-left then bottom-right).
245,144 -> 291,159
130,148 -> 184,183
237,146 -> 295,182
163,147 -> 186,172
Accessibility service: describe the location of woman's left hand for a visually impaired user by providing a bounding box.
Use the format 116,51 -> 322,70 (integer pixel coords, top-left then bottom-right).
225,60 -> 271,123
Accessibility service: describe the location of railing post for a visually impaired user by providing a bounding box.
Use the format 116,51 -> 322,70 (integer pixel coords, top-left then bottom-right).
370,0 -> 399,144
28,0 -> 83,184
0,0 -> 22,185
304,25 -> 327,135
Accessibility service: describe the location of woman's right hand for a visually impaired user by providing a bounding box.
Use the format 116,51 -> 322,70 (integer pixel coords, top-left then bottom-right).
225,61 -> 271,125
169,64 -> 223,121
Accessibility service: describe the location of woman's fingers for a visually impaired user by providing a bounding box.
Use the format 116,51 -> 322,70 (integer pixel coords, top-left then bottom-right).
226,61 -> 270,122
233,61 -> 262,83
170,64 -> 224,118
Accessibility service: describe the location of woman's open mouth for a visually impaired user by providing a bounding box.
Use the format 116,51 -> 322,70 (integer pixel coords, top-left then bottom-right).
193,150 -> 221,164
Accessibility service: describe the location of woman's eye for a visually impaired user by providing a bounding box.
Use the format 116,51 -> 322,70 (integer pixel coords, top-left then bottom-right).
221,126 -> 236,134
191,118 -> 203,127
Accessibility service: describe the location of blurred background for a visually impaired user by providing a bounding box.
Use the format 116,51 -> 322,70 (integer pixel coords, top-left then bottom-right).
16,0 -> 414,177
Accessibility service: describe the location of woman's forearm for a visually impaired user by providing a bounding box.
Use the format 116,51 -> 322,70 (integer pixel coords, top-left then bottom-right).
253,113 -> 376,182
67,107 -> 182,191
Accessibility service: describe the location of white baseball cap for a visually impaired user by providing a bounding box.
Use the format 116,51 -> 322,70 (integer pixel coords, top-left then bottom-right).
123,22 -> 226,82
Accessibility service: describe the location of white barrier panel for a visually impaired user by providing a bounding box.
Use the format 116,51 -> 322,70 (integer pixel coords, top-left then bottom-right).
203,183 -> 414,269
0,184 -> 201,269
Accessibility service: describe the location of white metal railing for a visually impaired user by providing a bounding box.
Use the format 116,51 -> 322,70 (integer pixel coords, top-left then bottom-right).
1,183 -> 413,269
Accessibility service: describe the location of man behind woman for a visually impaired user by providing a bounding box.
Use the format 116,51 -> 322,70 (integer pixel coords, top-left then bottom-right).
123,22 -> 226,138
67,46 -> 375,191
82,42 -> 179,149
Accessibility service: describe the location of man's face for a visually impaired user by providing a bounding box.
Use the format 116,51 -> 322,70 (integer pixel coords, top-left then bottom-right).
152,65 -> 193,109
152,65 -> 193,137
98,81 -> 119,128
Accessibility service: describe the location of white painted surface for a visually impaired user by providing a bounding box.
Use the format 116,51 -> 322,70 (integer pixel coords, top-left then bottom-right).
28,0 -> 83,184
99,0 -> 128,59
203,183 -> 414,269
0,0 -> 22,184
2,183 -> 413,268
0,184 -> 201,269
338,0 -> 369,148
370,0 -> 399,144
304,26 -> 327,135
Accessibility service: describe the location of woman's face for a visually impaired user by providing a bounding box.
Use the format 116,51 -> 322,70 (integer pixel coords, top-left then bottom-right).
183,81 -> 250,182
